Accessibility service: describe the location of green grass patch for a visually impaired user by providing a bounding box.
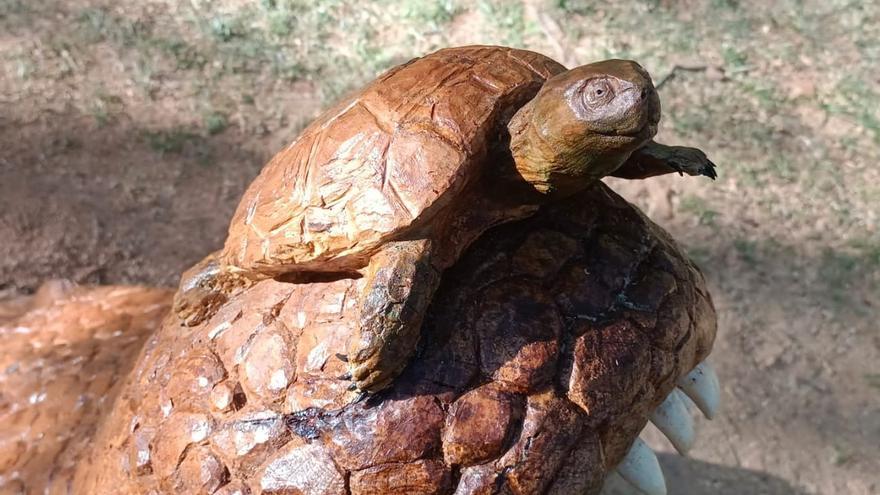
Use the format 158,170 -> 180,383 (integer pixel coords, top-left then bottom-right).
478,0 -> 527,47
88,91 -> 123,127
721,45 -> 749,71
0,0 -> 31,17
831,445 -> 854,466
13,55 -> 34,80
670,107 -> 712,136
739,156 -> 799,186
817,241 -> 880,306
153,38 -> 207,70
679,195 -> 720,227
204,112 -> 229,135
401,0 -> 460,27
823,76 -> 880,144
209,16 -> 245,42
685,245 -> 714,267
144,128 -> 201,155
553,0 -> 597,16
733,238 -> 760,265
76,7 -> 151,47
143,127 -> 218,166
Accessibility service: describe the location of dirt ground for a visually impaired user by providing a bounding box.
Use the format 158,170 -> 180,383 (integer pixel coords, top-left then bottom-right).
1,0 -> 877,493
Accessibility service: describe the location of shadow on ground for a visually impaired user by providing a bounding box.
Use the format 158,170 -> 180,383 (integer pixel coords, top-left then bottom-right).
601,454 -> 808,495
0,110 -> 267,294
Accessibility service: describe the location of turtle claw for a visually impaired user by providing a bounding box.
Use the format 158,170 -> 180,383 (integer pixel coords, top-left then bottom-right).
668,147 -> 717,180
348,384 -> 383,409
700,159 -> 718,180
173,252 -> 257,326
669,162 -> 686,177
679,157 -> 717,180
173,255 -> 228,326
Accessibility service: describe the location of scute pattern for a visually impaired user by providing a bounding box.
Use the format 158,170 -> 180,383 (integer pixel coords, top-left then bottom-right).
0,282 -> 171,493
62,183 -> 715,495
222,46 -> 566,274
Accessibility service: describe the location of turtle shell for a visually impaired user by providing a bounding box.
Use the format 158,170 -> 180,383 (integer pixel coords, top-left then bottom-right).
0,282 -> 171,494
48,183 -> 715,495
221,46 -> 565,275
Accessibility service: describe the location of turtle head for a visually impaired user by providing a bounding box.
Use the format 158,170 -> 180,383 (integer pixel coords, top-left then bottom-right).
508,59 -> 661,196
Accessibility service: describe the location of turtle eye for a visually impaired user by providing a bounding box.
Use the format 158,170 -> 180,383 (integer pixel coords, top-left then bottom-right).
583,79 -> 614,106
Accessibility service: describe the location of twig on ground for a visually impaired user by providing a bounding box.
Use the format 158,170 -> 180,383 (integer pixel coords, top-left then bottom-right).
655,65 -> 709,90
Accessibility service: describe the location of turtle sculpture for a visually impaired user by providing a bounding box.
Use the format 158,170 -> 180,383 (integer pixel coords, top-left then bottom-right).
1,183 -> 719,495
175,45 -> 716,393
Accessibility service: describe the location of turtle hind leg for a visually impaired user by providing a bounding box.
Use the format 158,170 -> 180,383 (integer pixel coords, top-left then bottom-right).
348,239 -> 441,393
173,251 -> 250,326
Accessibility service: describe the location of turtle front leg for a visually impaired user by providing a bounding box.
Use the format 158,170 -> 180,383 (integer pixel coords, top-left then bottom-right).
173,251 -> 251,326
611,140 -> 717,180
348,239 -> 441,393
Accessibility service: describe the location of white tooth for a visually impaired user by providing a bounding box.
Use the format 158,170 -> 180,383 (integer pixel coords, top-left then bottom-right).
616,437 -> 667,495
676,361 -> 720,419
650,389 -> 695,455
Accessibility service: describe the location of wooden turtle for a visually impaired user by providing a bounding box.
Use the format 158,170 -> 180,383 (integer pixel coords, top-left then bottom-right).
174,45 -> 716,392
